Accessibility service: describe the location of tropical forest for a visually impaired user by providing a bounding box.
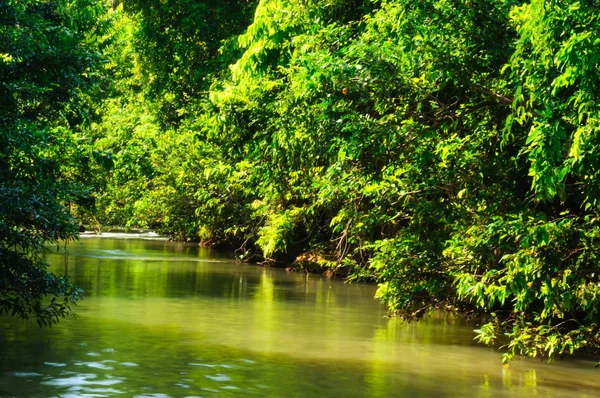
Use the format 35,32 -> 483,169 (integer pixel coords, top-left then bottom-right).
2,0 -> 600,396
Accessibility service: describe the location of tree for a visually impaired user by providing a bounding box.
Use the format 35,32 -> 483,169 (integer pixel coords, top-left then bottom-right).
0,0 -> 109,325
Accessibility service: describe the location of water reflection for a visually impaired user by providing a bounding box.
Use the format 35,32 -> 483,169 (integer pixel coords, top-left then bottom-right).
0,237 -> 599,397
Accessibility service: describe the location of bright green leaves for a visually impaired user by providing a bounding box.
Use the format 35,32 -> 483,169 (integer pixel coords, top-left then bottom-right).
508,0 -> 600,206
232,0 -> 297,80
257,207 -> 302,258
451,213 -> 600,362
120,0 -> 257,127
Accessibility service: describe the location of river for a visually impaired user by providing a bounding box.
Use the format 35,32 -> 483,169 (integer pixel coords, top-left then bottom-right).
1,236 -> 599,397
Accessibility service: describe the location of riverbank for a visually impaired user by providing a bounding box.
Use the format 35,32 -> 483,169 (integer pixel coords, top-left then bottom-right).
78,227 -> 349,276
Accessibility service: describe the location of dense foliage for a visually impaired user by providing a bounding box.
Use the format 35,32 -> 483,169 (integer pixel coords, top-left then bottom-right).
4,0 -> 600,363
0,0 -> 109,325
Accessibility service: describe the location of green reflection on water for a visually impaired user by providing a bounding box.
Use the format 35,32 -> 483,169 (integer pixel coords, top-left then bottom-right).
1,237 -> 600,397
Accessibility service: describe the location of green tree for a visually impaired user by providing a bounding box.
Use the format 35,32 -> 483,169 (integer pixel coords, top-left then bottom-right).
0,0 -> 109,325
89,0 -> 258,237
458,0 -> 600,363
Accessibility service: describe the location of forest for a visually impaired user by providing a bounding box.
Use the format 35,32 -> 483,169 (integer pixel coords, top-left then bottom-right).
2,0 -> 600,365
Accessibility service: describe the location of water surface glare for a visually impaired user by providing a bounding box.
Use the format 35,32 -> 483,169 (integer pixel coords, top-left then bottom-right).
1,237 -> 599,397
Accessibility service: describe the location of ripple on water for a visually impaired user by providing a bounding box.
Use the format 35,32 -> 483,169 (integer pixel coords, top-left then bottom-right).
188,363 -> 214,368
61,386 -> 123,396
205,374 -> 231,382
75,361 -> 114,370
41,373 -> 123,387
6,372 -> 43,377
120,362 -> 140,367
104,249 -> 128,255
44,362 -> 67,367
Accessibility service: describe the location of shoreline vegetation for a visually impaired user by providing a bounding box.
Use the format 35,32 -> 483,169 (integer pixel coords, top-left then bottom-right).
79,226 -> 340,275
4,0 -> 600,365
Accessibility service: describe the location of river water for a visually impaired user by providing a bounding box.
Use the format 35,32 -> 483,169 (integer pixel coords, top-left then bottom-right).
0,237 -> 599,397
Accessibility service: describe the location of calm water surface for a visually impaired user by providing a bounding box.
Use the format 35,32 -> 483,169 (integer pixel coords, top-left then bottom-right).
1,237 -> 599,397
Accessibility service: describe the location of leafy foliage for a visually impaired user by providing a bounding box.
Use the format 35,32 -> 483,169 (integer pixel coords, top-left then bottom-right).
0,0 -> 108,325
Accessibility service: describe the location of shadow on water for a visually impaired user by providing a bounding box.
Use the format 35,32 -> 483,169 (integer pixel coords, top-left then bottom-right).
1,237 -> 600,397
